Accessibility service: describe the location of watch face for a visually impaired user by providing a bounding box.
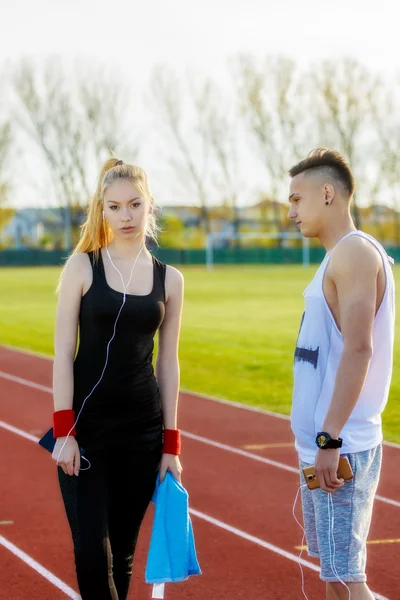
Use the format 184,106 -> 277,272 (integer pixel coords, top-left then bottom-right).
318,434 -> 327,447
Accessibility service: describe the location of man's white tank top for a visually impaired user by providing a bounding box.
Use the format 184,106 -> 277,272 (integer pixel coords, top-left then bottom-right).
291,231 -> 395,463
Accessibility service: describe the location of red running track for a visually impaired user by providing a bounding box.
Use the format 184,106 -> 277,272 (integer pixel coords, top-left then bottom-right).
0,345 -> 399,599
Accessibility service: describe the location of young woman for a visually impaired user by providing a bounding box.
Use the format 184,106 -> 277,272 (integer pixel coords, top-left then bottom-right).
51,158 -> 184,600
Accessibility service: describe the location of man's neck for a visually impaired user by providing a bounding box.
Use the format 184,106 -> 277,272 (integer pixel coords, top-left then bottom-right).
318,216 -> 357,252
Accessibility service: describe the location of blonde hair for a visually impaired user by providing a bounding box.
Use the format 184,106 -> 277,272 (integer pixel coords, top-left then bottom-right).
73,158 -> 159,261
57,158 -> 159,292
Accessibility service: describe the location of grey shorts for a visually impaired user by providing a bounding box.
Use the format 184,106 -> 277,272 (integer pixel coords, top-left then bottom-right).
299,444 -> 382,582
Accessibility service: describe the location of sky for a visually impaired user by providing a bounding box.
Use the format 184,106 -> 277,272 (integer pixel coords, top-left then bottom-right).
2,0 -> 399,72
1,0 -> 399,208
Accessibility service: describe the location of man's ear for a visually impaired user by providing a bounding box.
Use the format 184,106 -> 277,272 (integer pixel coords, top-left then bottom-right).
324,183 -> 335,205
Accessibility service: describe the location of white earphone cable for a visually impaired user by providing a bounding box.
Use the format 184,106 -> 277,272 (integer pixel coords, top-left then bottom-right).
56,216 -> 145,470
292,483 -> 310,600
293,484 -> 352,600
327,493 -> 351,599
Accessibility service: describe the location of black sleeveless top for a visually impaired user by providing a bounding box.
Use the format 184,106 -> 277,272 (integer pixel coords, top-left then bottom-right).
72,251 -> 166,452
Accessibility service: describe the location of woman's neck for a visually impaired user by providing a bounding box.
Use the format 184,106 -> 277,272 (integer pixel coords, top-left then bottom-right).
107,235 -> 148,259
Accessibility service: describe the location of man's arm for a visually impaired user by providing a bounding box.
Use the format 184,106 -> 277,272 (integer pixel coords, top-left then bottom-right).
315,237 -> 380,493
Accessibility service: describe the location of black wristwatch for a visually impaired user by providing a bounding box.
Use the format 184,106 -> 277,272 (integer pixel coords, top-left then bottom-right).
315,431 -> 343,449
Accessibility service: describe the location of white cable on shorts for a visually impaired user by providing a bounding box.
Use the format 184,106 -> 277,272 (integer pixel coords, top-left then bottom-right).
292,483 -> 310,600
294,481 -> 353,600
56,240 -> 144,470
327,492 -> 351,600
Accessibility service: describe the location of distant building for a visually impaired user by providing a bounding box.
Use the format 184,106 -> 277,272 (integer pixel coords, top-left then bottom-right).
160,205 -> 202,228
4,199 -> 399,249
2,208 -> 64,248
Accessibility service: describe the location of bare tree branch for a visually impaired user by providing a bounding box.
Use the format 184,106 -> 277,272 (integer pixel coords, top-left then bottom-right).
234,55 -> 309,235
200,79 -> 241,238
148,65 -> 212,232
0,66 -> 13,210
369,76 -> 400,243
12,57 -> 138,248
310,58 -> 380,228
0,122 -> 12,206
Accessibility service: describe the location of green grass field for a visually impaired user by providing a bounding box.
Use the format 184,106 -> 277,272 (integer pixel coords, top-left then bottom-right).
1,264 -> 399,443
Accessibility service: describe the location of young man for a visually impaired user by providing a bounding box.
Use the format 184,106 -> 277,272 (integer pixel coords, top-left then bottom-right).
288,149 -> 395,600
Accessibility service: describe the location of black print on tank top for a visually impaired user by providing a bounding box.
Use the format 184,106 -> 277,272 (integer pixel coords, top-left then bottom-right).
294,312 -> 319,369
294,346 -> 319,369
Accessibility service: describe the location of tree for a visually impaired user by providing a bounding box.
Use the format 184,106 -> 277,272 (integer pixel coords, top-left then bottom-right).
0,122 -> 12,207
370,76 -> 400,244
202,80 -> 242,240
148,66 -> 212,233
13,57 -> 138,248
0,68 -> 13,235
310,58 -> 379,229
234,55 -> 310,236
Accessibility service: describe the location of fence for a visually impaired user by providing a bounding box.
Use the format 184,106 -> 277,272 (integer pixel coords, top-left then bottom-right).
1,246 -> 400,267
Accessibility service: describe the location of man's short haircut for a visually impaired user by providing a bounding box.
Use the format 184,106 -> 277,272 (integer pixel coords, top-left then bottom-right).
289,149 -> 355,199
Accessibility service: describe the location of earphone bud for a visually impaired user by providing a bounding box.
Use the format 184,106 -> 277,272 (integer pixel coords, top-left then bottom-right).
56,242 -> 144,472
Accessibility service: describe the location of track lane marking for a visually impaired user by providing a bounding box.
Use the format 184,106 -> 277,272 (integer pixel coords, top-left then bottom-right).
0,420 -> 393,600
1,355 -> 399,450
181,431 -> 400,508
1,371 -> 400,508
0,535 -> 80,599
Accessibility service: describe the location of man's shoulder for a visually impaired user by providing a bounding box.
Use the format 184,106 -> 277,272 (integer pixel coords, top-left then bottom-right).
330,234 -> 381,275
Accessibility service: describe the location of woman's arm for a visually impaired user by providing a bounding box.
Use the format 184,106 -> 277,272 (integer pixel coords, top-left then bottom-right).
156,265 -> 184,480
52,253 -> 90,475
53,254 -> 88,409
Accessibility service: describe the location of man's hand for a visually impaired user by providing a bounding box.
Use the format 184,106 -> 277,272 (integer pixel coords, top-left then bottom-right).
314,448 -> 344,493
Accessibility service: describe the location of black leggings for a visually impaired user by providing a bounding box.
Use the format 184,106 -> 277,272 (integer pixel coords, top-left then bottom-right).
58,446 -> 161,600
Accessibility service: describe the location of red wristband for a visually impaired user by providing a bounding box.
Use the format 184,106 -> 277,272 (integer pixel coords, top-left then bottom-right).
162,429 -> 181,455
53,410 -> 76,438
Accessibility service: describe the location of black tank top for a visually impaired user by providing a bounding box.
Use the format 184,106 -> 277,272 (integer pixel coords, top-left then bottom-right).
72,250 -> 166,452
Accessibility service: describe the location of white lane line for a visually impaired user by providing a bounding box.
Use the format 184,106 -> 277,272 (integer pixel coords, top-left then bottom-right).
0,535 -> 80,599
0,420 -> 41,443
0,344 -> 53,361
1,370 -> 400,506
181,431 -> 400,509
0,371 -> 52,394
183,389 -> 400,451
375,495 -> 400,508
0,420 -> 393,600
3,414 -> 400,513
6,406 -> 395,512
181,387 -> 291,420
1,354 -> 399,451
384,440 -> 400,449
182,430 -> 298,473
189,507 -> 319,571
188,510 -> 390,600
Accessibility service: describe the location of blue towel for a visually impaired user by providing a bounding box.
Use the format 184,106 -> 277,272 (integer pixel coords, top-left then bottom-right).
145,471 -> 201,590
